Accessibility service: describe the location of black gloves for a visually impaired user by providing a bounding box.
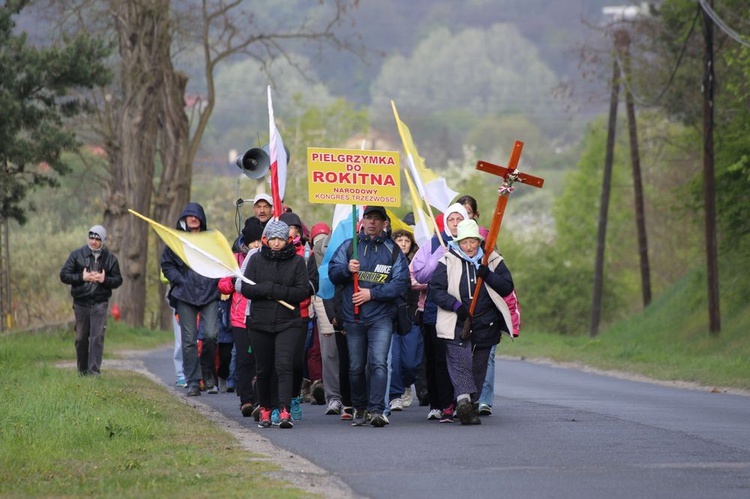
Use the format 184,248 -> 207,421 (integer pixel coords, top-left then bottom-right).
456,304 -> 470,322
253,282 -> 273,297
477,264 -> 490,280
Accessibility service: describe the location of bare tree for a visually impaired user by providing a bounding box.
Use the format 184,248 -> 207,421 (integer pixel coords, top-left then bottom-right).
38,0 -> 363,327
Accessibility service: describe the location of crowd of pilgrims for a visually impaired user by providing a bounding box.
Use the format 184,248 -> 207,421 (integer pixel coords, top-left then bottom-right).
161,192 -> 520,429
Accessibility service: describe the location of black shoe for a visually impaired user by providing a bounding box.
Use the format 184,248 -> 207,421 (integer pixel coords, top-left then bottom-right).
418,391 -> 430,406
351,409 -> 367,426
457,399 -> 481,425
311,380 -> 326,405
241,402 -> 254,417
370,412 -> 388,428
456,398 -> 473,425
187,385 -> 201,397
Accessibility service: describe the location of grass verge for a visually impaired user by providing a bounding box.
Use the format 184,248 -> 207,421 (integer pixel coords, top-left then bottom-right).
507,267 -> 750,391
0,324 -> 310,498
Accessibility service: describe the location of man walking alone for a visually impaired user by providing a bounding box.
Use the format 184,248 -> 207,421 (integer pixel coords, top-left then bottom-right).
60,225 -> 123,376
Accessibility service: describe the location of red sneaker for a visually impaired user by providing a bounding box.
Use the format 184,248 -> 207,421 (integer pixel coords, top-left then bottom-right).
279,408 -> 293,429
258,407 -> 272,428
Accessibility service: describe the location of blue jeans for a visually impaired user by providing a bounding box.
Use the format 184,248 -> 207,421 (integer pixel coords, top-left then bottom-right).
345,319 -> 393,414
172,312 -> 183,379
478,344 -> 497,406
177,300 -> 219,388
389,324 -> 424,398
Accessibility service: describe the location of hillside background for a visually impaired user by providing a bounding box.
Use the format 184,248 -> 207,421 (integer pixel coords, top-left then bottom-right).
6,0 -> 747,347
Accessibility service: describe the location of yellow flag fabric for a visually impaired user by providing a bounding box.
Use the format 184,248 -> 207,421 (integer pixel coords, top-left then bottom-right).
391,100 -> 458,212
128,209 -> 246,282
386,208 -> 413,235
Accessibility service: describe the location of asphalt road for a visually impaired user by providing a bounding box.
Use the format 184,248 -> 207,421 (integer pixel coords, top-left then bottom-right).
137,347 -> 750,498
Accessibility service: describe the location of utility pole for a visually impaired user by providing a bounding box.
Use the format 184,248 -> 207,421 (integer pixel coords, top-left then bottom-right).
592,4 -> 653,336
701,0 -> 721,334
591,45 -> 620,337
621,30 -> 652,308
0,217 -> 11,331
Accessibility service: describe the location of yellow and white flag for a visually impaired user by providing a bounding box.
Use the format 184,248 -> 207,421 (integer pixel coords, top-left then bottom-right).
129,209 -> 247,282
130,209 -> 295,310
391,100 -> 458,212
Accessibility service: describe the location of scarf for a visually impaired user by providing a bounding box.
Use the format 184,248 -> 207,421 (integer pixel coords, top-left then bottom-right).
448,241 -> 484,268
260,242 -> 297,261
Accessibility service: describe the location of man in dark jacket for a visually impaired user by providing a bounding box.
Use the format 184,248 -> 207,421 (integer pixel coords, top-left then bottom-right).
60,225 -> 123,376
161,202 -> 221,396
328,206 -> 410,427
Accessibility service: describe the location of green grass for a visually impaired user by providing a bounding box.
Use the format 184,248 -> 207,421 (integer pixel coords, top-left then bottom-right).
0,324 -> 310,498
507,267 -> 750,391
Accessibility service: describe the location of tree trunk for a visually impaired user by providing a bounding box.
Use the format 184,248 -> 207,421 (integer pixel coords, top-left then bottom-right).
154,59 -> 192,331
103,1 -> 169,327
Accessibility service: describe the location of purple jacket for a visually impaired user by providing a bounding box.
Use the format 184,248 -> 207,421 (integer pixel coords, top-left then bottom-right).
411,231 -> 452,325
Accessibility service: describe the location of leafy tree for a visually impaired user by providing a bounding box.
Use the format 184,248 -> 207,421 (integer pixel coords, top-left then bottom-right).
369,23 -> 564,165
0,0 -> 110,225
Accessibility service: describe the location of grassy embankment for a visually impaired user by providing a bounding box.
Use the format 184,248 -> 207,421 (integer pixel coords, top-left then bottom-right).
507,265 -> 750,391
0,325 -> 309,498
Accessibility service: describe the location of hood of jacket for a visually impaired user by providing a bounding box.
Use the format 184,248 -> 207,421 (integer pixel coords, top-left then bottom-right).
177,202 -> 208,231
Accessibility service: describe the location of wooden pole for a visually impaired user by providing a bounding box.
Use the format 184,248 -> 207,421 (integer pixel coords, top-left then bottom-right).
702,0 -> 721,334
590,50 -> 621,337
621,29 -> 652,308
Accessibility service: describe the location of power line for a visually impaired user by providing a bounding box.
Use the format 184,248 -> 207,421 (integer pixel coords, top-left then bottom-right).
698,0 -> 750,48
615,9 -> 700,108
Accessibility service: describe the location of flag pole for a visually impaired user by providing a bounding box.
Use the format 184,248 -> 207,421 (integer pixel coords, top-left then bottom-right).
391,101 -> 445,247
351,204 -> 360,320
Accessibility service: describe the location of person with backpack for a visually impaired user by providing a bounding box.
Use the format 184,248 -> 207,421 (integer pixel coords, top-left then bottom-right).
430,219 -> 516,425
328,206 -> 410,427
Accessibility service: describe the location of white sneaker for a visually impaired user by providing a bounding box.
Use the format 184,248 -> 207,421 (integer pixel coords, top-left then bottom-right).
427,408 -> 442,420
401,387 -> 413,408
389,397 -> 404,411
218,378 -> 228,393
478,403 -> 492,416
325,399 -> 342,415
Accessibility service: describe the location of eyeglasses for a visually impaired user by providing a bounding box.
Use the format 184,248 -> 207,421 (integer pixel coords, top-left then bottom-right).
88,234 -> 102,241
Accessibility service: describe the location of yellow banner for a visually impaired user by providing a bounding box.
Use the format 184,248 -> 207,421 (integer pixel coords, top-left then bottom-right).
307,147 -> 401,207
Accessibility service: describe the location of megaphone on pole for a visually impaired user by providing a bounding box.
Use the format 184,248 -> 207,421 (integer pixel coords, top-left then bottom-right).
235,148 -> 270,180
234,143 -> 291,180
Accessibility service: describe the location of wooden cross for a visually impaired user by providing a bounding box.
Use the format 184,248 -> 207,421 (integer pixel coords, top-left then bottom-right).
462,140 -> 545,338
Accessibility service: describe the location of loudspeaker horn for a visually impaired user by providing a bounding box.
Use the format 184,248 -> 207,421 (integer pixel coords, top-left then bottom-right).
235,148 -> 270,180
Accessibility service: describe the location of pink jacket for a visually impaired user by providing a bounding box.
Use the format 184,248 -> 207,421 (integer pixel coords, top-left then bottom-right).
217,252 -> 248,328
504,290 -> 521,337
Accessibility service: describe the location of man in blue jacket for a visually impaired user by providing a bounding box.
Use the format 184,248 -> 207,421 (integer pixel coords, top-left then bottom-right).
161,202 -> 220,397
328,206 -> 410,427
